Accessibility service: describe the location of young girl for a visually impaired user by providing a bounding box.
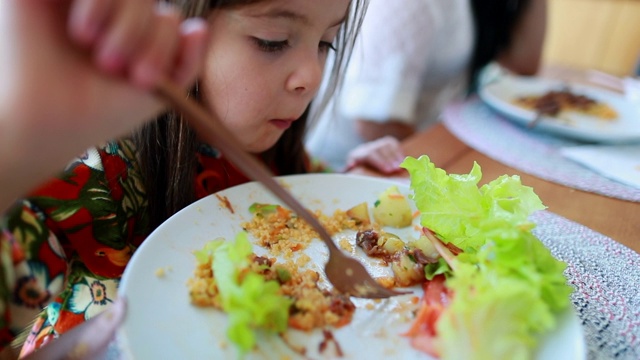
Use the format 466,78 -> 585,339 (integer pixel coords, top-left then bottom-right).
0,0 -> 366,356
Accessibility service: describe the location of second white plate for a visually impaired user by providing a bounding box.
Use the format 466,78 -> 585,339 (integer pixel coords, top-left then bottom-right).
479,74 -> 640,143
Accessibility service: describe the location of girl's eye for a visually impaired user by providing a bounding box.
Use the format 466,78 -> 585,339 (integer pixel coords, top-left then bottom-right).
319,41 -> 337,53
253,38 -> 290,53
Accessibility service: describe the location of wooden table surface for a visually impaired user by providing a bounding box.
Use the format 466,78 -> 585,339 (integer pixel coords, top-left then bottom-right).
350,123 -> 640,254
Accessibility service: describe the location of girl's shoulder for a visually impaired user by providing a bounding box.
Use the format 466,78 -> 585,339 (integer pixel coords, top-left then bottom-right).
24,138 -> 147,211
67,139 -> 140,174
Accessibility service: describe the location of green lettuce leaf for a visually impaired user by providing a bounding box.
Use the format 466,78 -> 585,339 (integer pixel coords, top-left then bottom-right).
248,203 -> 280,216
401,156 -> 545,250
199,232 -> 292,356
193,238 -> 224,264
424,257 -> 452,281
401,155 -> 572,360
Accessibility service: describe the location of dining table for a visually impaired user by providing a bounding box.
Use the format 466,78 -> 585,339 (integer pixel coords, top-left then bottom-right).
348,65 -> 640,360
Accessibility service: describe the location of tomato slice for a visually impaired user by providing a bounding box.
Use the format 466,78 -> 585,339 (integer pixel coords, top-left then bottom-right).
403,275 -> 451,357
423,274 -> 450,308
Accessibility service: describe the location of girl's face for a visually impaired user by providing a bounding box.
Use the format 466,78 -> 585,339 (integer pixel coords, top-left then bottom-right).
202,0 -> 349,153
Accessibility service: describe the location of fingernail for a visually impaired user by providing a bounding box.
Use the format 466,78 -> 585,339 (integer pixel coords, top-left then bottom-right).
181,17 -> 208,34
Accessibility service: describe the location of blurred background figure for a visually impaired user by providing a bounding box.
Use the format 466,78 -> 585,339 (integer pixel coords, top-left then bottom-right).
306,0 -> 546,173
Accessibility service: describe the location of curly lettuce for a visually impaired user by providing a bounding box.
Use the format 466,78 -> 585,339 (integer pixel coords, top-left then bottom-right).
401,155 -> 572,360
194,232 -> 292,356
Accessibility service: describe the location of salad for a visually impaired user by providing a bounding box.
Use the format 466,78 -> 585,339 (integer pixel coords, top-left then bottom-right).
400,156 -> 572,359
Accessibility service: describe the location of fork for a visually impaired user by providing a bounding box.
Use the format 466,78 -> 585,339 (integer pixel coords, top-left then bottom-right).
155,79 -> 407,299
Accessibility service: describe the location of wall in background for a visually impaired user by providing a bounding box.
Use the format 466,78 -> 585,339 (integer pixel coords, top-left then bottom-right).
543,0 -> 640,76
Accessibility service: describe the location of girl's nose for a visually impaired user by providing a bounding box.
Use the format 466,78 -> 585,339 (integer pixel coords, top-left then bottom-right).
285,51 -> 323,95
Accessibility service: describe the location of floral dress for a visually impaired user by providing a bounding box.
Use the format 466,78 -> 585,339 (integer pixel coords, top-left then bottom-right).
0,139 -> 272,355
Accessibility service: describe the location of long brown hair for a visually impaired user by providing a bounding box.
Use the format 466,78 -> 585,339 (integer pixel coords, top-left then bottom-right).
134,0 -> 367,230
468,0 -> 532,92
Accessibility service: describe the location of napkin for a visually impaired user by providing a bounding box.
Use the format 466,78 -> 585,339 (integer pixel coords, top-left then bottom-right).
560,144 -> 640,189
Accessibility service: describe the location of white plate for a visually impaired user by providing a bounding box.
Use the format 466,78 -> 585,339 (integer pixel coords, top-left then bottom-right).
479,74 -> 640,143
117,174 -> 586,359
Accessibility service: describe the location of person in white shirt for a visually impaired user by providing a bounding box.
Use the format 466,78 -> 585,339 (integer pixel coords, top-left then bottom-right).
307,0 -> 546,173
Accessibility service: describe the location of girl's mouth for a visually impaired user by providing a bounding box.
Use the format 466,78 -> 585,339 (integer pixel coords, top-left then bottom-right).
270,119 -> 293,130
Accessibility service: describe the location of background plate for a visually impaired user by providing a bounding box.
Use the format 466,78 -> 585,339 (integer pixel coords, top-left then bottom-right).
479,74 -> 640,143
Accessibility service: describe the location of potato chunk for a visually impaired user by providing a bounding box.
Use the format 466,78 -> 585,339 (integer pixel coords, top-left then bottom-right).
346,202 -> 371,226
372,186 -> 412,228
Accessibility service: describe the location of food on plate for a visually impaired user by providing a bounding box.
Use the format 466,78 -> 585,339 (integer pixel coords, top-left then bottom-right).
372,185 -> 413,228
187,233 -> 355,355
356,229 -> 405,259
187,187 -> 414,355
345,201 -> 371,226
355,229 -> 441,287
242,201 -> 362,256
186,158 -> 573,359
400,155 -> 573,359
514,88 -> 618,120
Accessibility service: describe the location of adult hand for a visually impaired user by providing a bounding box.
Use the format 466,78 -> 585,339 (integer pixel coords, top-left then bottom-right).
345,136 -> 406,174
0,0 -> 209,210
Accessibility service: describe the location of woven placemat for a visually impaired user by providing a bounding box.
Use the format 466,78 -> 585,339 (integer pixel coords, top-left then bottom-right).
442,98 -> 640,202
533,210 -> 639,360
